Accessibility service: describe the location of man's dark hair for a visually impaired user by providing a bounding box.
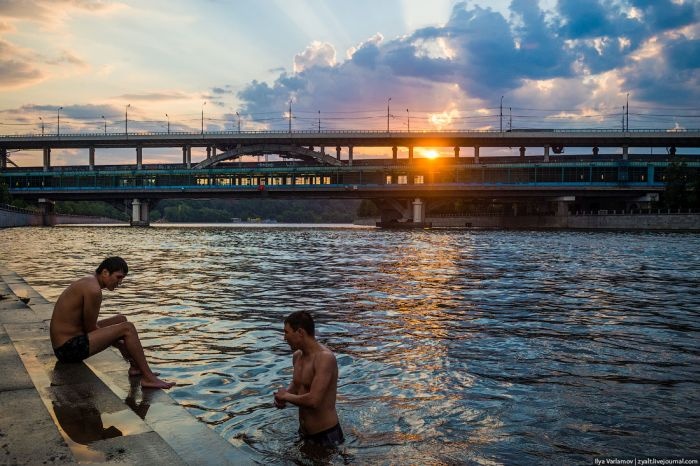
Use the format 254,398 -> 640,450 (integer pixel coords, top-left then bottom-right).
96,256 -> 128,275
284,311 -> 315,337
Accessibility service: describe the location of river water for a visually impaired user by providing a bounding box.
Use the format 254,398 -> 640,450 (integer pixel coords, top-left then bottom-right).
1,225 -> 699,464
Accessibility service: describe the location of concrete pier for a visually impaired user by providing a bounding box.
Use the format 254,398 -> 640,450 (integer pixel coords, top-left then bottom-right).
0,265 -> 249,464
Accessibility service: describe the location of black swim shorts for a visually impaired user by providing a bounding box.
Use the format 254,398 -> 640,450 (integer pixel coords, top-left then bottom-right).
299,423 -> 344,447
53,334 -> 90,363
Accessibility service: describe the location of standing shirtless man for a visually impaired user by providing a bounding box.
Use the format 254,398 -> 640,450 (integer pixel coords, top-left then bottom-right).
274,311 -> 344,446
50,256 -> 174,389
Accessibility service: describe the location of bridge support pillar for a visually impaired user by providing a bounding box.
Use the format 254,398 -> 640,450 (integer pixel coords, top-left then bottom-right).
185,146 -> 192,168
89,147 -> 95,170
474,146 -> 480,164
408,146 -> 413,162
544,145 -> 550,163
0,148 -> 6,170
553,196 -> 574,217
392,146 -> 398,161
519,146 -> 526,159
130,199 -> 150,226
336,146 -> 341,160
454,146 -> 460,159
43,147 -> 51,172
412,198 -> 425,223
38,198 -> 55,226
348,146 -> 353,166
321,146 -> 325,156
622,145 -> 628,161
212,147 -> 216,158
136,145 -> 143,170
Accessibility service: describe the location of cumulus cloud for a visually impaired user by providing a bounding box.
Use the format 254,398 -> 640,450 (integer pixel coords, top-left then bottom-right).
231,0 -> 699,131
293,41 -> 337,73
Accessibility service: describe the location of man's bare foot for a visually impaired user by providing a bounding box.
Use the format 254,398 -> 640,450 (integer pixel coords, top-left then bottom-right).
140,375 -> 175,389
128,367 -> 160,376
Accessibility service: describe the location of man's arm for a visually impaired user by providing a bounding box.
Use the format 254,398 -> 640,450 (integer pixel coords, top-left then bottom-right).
274,351 -> 301,408
81,287 -> 102,334
277,352 -> 335,409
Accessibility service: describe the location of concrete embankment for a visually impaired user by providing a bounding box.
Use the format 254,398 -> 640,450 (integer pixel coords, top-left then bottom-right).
1,204 -> 126,228
0,265 -> 250,465
358,213 -> 700,231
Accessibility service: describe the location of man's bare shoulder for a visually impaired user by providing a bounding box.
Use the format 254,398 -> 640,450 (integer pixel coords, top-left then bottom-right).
58,275 -> 101,301
73,275 -> 101,293
316,346 -> 337,365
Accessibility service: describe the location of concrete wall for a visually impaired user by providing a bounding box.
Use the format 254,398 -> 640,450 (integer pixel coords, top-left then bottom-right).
358,213 -> 700,231
1,204 -> 126,228
0,205 -> 42,228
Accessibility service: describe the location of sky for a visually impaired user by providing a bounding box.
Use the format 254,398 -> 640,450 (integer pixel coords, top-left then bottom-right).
1,0 -> 699,164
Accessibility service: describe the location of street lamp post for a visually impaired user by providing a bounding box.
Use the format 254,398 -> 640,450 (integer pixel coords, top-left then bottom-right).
125,104 -> 130,136
387,97 -> 392,132
57,107 -> 62,136
288,100 -> 292,133
165,113 -> 170,134
406,108 -> 410,132
236,112 -> 240,133
318,110 -> 321,133
500,96 -> 504,132
101,115 -> 106,135
201,102 -> 206,135
39,117 -> 44,136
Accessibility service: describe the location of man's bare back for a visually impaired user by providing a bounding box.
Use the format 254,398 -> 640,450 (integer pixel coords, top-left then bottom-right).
50,275 -> 103,348
50,257 -> 174,389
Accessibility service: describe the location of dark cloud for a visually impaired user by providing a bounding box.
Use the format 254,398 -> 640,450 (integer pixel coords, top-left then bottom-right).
234,0 -> 699,129
117,92 -> 190,101
22,104 -> 122,119
0,40 -> 43,88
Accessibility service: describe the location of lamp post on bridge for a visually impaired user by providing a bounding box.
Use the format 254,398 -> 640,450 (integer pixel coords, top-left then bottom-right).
201,101 -> 206,135
288,99 -> 292,133
39,117 -> 44,136
57,107 -> 62,136
125,104 -> 130,137
101,115 -> 106,135
318,110 -> 321,133
387,97 -> 391,133
500,95 -> 503,133
165,113 -> 170,134
236,111 -> 240,133
406,108 -> 410,133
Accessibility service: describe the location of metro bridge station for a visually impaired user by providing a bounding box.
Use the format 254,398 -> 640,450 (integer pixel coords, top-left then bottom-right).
2,129 -> 699,226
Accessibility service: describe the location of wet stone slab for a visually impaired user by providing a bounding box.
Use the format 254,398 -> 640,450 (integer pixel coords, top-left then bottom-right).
0,331 -> 34,392
0,388 -> 74,465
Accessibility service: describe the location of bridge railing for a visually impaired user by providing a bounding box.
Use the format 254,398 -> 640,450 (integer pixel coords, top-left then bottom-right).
2,128 -> 700,139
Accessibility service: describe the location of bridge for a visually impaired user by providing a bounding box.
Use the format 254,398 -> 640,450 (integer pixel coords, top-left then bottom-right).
1,129 -> 699,226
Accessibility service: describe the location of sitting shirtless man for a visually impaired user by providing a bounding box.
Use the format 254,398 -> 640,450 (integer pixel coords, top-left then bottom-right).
50,256 -> 174,389
274,311 -> 344,447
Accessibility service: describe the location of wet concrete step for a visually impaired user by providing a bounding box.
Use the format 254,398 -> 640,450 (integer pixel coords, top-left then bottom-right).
0,266 -> 251,465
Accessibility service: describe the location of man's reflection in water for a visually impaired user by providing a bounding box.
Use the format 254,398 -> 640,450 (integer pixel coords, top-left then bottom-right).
124,376 -> 152,420
51,364 -> 122,445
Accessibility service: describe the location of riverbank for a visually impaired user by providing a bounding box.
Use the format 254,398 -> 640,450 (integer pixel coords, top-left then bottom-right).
1,204 -> 126,228
0,265 -> 249,465
356,211 -> 700,230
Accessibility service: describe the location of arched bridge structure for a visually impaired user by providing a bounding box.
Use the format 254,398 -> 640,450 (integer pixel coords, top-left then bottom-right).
193,143 -> 342,168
